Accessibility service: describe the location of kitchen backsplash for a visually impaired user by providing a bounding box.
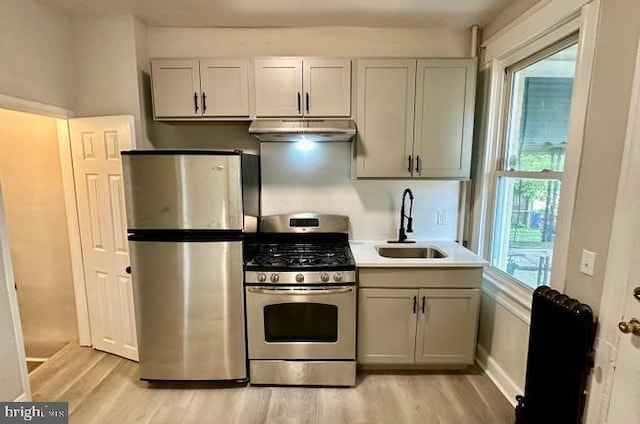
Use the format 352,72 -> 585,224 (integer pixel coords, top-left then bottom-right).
261,143 -> 460,241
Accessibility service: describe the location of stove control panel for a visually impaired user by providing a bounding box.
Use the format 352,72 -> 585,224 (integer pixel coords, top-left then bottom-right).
245,270 -> 356,285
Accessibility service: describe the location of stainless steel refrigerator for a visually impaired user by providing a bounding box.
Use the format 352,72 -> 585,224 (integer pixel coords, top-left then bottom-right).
121,150 -> 260,382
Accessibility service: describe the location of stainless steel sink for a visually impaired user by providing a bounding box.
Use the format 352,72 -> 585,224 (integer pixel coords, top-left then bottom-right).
376,246 -> 448,259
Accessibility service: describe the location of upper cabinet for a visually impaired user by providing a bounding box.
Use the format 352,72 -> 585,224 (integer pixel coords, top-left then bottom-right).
355,58 -> 476,179
151,59 -> 250,120
254,58 -> 351,117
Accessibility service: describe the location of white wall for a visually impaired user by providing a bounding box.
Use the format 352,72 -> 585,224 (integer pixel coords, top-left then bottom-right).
72,15 -> 148,147
261,143 -> 459,240
483,0 -> 545,41
148,26 -> 471,58
0,0 -> 74,110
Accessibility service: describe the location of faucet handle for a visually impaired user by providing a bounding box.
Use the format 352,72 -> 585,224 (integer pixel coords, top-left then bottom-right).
406,217 -> 413,233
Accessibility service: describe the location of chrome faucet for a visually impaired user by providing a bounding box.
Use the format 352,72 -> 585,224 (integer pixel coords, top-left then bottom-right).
389,188 -> 416,244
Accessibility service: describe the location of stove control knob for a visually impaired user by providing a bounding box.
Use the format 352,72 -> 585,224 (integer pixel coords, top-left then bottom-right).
333,272 -> 343,282
257,273 -> 267,283
320,272 -> 330,282
296,273 -> 305,283
270,273 -> 280,283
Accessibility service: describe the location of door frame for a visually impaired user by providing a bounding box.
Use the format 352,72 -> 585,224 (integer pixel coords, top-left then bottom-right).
56,120 -> 92,345
583,36 -> 640,423
0,96 -> 139,348
0,183 -> 31,401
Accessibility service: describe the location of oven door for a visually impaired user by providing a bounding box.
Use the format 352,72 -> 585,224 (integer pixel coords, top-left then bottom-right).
245,285 -> 356,360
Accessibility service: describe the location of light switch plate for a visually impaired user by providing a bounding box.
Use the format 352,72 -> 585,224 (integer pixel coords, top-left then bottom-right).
437,211 -> 447,226
580,249 -> 596,276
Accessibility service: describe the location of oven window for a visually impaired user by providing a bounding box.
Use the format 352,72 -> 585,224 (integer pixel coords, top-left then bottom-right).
264,303 -> 338,342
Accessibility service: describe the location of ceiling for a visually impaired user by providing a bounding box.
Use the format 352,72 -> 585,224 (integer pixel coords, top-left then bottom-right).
38,0 -> 514,28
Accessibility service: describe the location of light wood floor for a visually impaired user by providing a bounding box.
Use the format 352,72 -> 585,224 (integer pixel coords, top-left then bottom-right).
30,343 -> 514,424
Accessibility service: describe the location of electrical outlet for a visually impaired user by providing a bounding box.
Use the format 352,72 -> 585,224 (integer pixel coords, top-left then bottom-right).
580,249 -> 596,276
437,210 -> 447,226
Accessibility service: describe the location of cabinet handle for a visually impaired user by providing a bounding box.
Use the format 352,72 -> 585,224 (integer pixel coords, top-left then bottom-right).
306,92 -> 310,113
125,266 -> 131,274
297,92 -> 301,113
416,156 -> 421,174
202,92 -> 207,112
408,155 -> 413,173
421,296 -> 426,313
412,296 -> 417,314
193,92 -> 199,113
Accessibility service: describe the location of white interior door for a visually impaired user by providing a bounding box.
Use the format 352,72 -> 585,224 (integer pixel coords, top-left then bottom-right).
607,167 -> 640,424
68,116 -> 138,361
605,41 -> 640,421
607,232 -> 640,422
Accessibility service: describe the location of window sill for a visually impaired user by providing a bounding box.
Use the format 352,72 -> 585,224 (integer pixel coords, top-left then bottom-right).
481,267 -> 534,325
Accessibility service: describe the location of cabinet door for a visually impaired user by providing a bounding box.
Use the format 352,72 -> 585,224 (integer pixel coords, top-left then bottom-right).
414,59 -> 476,179
302,59 -> 351,117
358,288 -> 418,364
254,59 -> 303,117
415,288 -> 480,364
355,60 -> 416,178
151,60 -> 201,118
200,59 -> 250,117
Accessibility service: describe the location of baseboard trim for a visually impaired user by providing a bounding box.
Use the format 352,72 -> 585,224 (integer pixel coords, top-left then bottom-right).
13,392 -> 29,402
26,357 -> 49,363
476,345 -> 522,407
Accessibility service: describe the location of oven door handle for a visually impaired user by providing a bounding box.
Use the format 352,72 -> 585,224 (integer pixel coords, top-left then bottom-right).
247,286 -> 354,295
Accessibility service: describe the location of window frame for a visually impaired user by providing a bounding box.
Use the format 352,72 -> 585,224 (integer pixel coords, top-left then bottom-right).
472,1 -> 600,307
486,35 -> 579,290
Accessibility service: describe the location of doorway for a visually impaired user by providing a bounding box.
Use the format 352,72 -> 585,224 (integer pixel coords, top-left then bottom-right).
0,108 -> 78,372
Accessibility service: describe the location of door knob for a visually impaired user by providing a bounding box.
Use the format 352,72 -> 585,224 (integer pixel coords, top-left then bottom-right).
618,318 -> 640,336
633,287 -> 640,302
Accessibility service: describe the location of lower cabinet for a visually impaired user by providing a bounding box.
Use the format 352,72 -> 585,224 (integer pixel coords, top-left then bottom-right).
358,287 -> 480,365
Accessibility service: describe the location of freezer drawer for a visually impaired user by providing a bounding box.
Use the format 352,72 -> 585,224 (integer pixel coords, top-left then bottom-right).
122,153 -> 243,230
129,239 -> 246,380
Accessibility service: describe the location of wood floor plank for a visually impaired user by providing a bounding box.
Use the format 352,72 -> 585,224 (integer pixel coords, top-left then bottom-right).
30,343 -> 514,424
30,345 -> 108,402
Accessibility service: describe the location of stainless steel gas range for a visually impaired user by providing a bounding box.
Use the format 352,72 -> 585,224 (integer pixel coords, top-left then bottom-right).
244,213 -> 356,387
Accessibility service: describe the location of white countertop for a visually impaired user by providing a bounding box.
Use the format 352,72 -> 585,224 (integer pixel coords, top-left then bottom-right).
349,240 -> 487,268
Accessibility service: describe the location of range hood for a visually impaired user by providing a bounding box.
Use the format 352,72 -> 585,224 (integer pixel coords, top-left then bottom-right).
248,119 -> 356,142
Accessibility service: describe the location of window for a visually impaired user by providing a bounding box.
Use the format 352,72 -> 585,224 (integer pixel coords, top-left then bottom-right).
489,38 -> 578,289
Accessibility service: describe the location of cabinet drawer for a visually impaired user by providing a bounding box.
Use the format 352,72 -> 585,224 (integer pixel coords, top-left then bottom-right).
358,267 -> 482,289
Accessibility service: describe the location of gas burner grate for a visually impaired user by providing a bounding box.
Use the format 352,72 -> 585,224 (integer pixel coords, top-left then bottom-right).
248,243 -> 354,269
